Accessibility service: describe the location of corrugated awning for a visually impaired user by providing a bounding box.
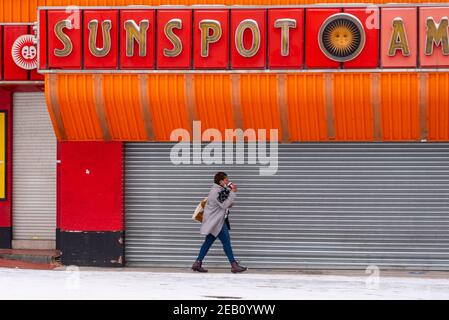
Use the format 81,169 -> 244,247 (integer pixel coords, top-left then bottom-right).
44,72 -> 449,142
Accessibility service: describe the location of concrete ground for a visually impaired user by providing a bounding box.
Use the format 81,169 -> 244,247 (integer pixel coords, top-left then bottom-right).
1,266 -> 448,300
57,266 -> 449,279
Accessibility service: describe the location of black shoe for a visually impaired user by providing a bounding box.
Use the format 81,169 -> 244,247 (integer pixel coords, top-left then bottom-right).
231,261 -> 247,273
192,260 -> 208,272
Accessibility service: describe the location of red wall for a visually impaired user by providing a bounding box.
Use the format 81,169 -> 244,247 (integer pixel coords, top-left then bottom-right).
58,141 -> 123,231
0,90 -> 12,229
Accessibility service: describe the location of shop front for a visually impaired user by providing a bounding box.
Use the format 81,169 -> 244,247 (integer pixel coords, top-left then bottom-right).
1,0 -> 449,269
0,21 -> 54,250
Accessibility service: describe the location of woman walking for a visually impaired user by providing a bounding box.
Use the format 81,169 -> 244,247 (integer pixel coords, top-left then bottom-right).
192,172 -> 247,273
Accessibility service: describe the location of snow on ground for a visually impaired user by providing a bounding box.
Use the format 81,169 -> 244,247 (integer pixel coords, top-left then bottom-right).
0,268 -> 448,300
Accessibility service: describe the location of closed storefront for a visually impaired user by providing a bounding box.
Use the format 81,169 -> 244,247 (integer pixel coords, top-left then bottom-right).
12,92 -> 57,249
1,1 -> 449,270
125,143 -> 449,269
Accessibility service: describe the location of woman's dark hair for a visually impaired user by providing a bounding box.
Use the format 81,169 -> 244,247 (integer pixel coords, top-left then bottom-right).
214,172 -> 228,185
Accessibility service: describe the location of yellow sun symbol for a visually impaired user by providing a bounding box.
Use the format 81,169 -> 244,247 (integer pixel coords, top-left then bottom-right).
319,14 -> 365,62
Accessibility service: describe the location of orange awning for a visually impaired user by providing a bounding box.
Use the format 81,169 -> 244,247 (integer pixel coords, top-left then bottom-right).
44,72 -> 449,142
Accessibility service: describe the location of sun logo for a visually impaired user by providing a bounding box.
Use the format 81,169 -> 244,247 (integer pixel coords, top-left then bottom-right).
11,34 -> 38,70
319,13 -> 366,62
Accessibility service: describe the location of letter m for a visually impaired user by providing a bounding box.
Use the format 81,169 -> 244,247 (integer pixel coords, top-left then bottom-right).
425,16 -> 449,55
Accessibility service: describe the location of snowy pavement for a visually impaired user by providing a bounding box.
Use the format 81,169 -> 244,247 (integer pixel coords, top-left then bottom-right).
1,267 -> 449,300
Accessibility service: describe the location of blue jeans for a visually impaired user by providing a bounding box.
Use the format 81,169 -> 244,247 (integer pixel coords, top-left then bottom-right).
196,223 -> 236,263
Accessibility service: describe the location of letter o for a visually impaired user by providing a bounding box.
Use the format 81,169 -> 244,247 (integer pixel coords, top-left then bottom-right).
235,19 -> 260,58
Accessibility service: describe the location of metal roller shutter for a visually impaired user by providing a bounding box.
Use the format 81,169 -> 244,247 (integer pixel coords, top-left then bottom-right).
125,142 -> 449,270
12,92 -> 57,241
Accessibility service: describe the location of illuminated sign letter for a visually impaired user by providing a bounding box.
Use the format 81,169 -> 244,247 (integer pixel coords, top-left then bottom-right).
388,18 -> 410,56
425,16 -> 449,55
164,18 -> 183,57
199,20 -> 222,57
88,19 -> 112,57
235,19 -> 261,58
124,19 -> 149,57
274,18 -> 297,57
54,19 -> 74,57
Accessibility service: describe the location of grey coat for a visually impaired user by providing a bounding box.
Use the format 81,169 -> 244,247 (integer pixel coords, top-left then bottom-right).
200,184 -> 236,237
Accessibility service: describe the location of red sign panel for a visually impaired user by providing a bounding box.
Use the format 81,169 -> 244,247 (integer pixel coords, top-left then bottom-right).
419,7 -> 449,67
38,9 -> 47,70
83,10 -> 119,69
343,8 -> 379,68
0,24 -> 41,81
305,8 -> 341,69
30,5 -> 449,72
268,9 -> 304,69
381,7 -> 418,68
193,10 -> 229,69
120,10 -> 155,69
48,10 -> 82,69
231,9 -> 266,69
3,25 -> 29,80
157,10 -> 192,69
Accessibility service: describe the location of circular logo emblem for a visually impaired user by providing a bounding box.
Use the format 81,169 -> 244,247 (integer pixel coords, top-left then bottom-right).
318,13 -> 366,62
11,34 -> 38,70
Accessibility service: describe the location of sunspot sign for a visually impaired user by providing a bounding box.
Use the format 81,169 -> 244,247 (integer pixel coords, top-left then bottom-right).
11,34 -> 38,70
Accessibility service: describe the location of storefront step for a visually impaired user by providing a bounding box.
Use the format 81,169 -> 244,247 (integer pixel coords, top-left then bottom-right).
0,249 -> 61,265
0,258 -> 59,270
